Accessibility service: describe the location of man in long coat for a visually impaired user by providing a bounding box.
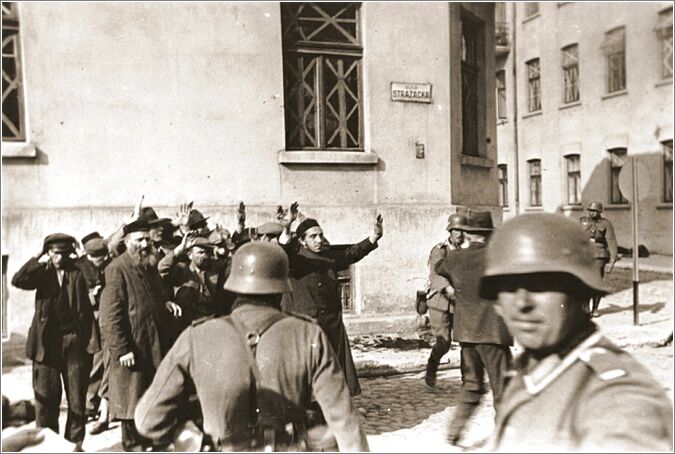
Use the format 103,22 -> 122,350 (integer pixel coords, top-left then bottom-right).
99,219 -> 175,451
281,215 -> 383,397
11,233 -> 97,449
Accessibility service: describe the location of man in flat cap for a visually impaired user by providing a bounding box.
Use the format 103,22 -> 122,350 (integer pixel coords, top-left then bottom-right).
256,221 -> 285,243
99,219 -> 176,451
76,232 -> 113,434
12,233 -> 98,450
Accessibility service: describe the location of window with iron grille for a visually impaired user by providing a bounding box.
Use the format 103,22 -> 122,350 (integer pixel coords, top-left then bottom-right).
525,3 -> 539,18
663,140 -> 673,203
565,154 -> 582,205
496,70 -> 507,121
602,27 -> 626,93
2,2 -> 26,142
280,3 -> 363,151
461,15 -> 483,156
526,59 -> 541,112
337,268 -> 353,313
608,148 -> 628,204
528,159 -> 542,207
656,8 -> 673,79
498,164 -> 508,207
562,44 -> 580,104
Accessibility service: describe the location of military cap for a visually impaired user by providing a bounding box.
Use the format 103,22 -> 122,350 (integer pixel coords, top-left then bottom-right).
84,238 -> 108,257
43,233 -> 77,252
446,213 -> 469,231
139,207 -> 172,227
81,231 -> 103,246
296,218 -> 320,238
123,219 -> 150,236
256,222 -> 284,237
187,209 -> 209,229
587,201 -> 604,213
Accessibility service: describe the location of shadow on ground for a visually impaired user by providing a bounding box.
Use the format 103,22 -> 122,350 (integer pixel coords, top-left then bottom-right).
605,268 -> 671,293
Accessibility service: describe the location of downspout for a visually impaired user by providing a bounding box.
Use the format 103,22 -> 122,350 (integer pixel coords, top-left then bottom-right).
511,2 -> 521,214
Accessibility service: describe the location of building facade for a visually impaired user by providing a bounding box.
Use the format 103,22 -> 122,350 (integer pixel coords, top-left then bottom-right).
2,2 -> 498,340
495,2 -> 673,254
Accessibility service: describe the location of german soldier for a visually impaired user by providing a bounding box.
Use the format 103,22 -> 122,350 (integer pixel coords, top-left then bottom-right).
482,213 -> 673,451
423,212 -> 469,389
579,201 -> 618,317
134,242 -> 370,452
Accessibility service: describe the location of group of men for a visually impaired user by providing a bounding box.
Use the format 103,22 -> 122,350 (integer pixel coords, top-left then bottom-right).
9,197 -> 673,452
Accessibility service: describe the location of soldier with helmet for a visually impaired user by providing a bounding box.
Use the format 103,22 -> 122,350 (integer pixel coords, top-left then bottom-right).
423,212 -> 470,389
579,201 -> 618,317
482,213 -> 673,451
134,242 -> 370,452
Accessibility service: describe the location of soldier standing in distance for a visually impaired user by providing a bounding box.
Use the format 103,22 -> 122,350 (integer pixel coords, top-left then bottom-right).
481,213 -> 672,451
423,212 -> 470,389
579,201 -> 618,317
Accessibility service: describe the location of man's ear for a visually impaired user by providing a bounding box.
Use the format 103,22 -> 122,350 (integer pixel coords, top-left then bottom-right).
492,301 -> 504,318
298,235 -> 307,248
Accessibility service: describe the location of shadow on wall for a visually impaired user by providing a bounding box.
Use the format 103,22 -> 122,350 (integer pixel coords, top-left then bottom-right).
555,151 -> 672,254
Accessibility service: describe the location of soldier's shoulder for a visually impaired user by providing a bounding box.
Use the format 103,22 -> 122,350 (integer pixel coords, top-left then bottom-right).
578,337 -> 647,382
190,314 -> 218,327
284,311 -> 319,325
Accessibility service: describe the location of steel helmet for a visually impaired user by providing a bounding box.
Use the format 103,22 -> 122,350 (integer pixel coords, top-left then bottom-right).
223,242 -> 292,294
446,213 -> 469,231
587,201 -> 604,212
481,213 -> 610,297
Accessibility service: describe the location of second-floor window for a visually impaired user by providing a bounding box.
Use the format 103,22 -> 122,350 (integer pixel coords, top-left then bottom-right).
528,159 -> 542,207
498,164 -> 508,207
608,148 -> 628,204
2,2 -> 26,142
565,154 -> 581,205
461,13 -> 484,157
281,3 -> 363,151
663,140 -> 673,203
657,8 -> 673,79
496,70 -> 507,121
562,44 -> 580,104
602,27 -> 626,94
526,58 -> 541,112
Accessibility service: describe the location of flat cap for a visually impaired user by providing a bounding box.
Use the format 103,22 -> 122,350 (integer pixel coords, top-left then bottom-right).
256,222 -> 284,237
84,238 -> 108,257
81,231 -> 102,246
44,233 -> 76,252
187,236 -> 215,250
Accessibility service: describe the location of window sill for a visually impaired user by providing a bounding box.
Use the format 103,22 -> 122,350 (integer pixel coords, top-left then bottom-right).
525,206 -> 544,212
656,202 -> 673,209
522,13 -> 541,24
460,154 -> 494,168
655,78 -> 673,88
1,142 -> 37,158
501,207 -> 511,212
561,204 -> 584,211
604,203 -> 630,210
601,90 -> 628,101
559,101 -> 582,111
497,119 -> 509,126
278,150 -> 378,165
522,110 -> 543,119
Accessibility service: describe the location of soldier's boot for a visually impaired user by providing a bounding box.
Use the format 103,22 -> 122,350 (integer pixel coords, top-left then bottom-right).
424,355 -> 439,389
446,402 -> 479,446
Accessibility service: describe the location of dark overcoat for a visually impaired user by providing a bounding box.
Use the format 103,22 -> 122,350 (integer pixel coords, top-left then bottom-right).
281,238 -> 377,396
99,252 -> 168,420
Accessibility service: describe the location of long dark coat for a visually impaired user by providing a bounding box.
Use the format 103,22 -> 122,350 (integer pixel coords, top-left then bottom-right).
282,238 -> 377,396
99,252 -> 169,420
12,257 -> 98,362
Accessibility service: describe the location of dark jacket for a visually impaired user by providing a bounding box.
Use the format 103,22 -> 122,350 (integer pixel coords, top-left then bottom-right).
426,241 -> 467,312
99,252 -> 169,420
491,330 -> 673,451
579,216 -> 618,263
12,257 -> 97,362
435,242 -> 513,346
134,300 -> 369,452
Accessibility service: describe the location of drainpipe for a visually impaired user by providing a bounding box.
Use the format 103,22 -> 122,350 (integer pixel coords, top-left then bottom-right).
511,2 -> 521,214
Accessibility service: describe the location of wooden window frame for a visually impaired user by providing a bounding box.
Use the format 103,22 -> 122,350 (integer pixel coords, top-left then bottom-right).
565,154 -> 582,205
2,2 -> 26,142
562,44 -> 580,104
496,70 -> 507,121
608,148 -> 628,204
528,159 -> 542,207
656,8 -> 673,79
526,58 -> 541,112
498,164 -> 509,207
602,27 -> 626,94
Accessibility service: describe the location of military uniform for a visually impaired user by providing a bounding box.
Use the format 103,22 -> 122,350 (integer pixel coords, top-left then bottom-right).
491,329 -> 673,451
580,213 -> 618,315
134,299 -> 369,452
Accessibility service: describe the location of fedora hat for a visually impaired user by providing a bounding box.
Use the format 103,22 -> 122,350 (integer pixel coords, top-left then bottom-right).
187,209 -> 209,229
456,209 -> 494,233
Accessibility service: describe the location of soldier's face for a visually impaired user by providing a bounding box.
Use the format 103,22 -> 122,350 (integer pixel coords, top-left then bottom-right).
494,273 -> 587,352
300,226 -> 324,253
448,229 -> 464,246
588,209 -> 601,220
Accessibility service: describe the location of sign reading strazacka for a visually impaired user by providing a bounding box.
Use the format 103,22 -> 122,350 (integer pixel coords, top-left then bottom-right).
391,82 -> 432,103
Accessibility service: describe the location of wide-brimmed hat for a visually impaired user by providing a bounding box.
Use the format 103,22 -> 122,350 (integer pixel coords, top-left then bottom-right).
456,210 -> 494,233
123,219 -> 150,236
187,209 -> 209,229
139,207 -> 172,227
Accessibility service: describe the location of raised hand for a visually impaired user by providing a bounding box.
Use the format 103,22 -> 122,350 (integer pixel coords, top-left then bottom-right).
237,201 -> 246,230
174,201 -> 194,227
165,301 -> 183,318
370,214 -> 383,243
132,194 -> 145,219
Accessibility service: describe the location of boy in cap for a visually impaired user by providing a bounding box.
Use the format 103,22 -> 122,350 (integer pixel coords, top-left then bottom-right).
12,233 -> 98,449
482,213 -> 672,451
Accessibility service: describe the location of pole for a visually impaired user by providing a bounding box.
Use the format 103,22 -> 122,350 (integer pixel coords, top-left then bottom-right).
511,2 -> 520,214
631,156 -> 640,325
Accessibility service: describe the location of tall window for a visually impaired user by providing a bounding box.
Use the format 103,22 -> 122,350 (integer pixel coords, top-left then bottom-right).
496,70 -> 507,121
525,3 -> 539,18
2,255 -> 7,340
656,8 -> 673,79
608,148 -> 628,204
663,140 -> 673,203
281,3 -> 363,150
2,2 -> 26,141
528,159 -> 542,207
461,14 -> 483,156
562,44 -> 580,104
526,59 -> 541,112
498,164 -> 508,207
565,154 -> 581,205
602,27 -> 626,93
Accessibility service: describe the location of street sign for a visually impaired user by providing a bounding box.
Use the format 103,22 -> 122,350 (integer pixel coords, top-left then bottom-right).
618,157 -> 651,202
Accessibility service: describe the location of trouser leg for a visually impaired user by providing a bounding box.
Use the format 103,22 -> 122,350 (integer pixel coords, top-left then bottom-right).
592,259 -> 608,314
122,420 -> 151,452
86,348 -> 104,413
426,309 -> 452,385
61,333 -> 92,443
32,360 -> 62,434
447,344 -> 484,441
475,344 -> 513,410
